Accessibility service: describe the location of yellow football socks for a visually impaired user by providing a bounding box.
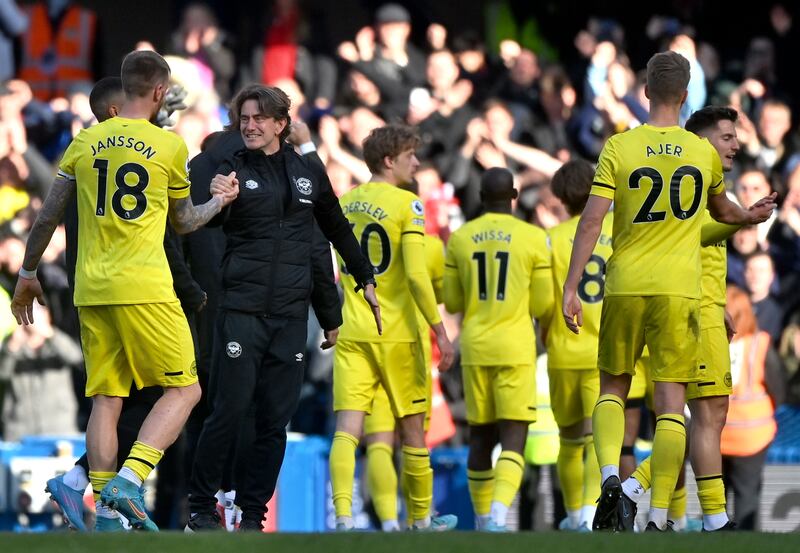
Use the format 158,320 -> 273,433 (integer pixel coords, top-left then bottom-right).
696,474 -> 727,515
631,456 -> 652,489
669,485 -> 687,520
401,445 -> 433,522
121,441 -> 163,483
582,434 -> 601,507
557,437 -> 584,513
650,414 -> 686,509
467,468 -> 494,516
493,451 -> 525,507
366,443 -> 398,524
89,471 -> 116,503
593,395 -> 626,471
330,431 -> 359,518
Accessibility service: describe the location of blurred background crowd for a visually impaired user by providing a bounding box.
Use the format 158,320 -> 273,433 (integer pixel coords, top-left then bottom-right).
1,0 -> 800,530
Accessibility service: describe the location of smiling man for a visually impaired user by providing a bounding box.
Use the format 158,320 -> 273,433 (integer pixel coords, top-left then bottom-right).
185,84 -> 380,531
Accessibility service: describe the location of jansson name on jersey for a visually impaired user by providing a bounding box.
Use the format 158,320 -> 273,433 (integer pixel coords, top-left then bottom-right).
471,229 -> 512,244
646,143 -> 683,157
343,201 -> 389,221
90,135 -> 157,159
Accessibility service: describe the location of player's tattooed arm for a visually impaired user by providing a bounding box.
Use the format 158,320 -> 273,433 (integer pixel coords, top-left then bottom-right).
21,176 -> 76,270
168,195 -> 226,234
169,171 -> 239,233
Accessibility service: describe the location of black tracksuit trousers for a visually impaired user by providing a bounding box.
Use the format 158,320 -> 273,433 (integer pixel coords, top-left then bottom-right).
188,310 -> 307,522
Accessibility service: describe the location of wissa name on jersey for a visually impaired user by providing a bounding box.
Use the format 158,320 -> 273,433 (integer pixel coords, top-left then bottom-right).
470,229 -> 512,244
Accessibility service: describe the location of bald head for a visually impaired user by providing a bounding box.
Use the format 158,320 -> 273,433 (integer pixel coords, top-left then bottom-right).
480,167 -> 517,207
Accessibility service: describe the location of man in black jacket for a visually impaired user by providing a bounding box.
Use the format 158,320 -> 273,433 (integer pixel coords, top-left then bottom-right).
187,84 -> 379,531
183,122 -> 342,527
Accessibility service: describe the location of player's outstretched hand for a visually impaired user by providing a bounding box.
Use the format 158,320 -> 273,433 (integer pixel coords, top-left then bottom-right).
436,329 -> 455,372
562,286 -> 583,334
321,327 -> 339,350
747,192 -> 777,224
10,276 -> 45,326
211,171 -> 240,206
362,283 -> 382,335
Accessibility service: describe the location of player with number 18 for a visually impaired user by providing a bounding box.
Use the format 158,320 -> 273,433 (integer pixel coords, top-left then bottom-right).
10,51 -> 239,531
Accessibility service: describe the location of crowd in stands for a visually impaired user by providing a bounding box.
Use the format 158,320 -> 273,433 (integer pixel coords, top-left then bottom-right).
0,0 -> 799,528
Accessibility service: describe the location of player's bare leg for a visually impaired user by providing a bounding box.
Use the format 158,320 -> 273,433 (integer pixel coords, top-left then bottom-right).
688,395 -> 732,531
137,383 -> 202,449
330,410 -> 366,530
86,396 -> 124,530
102,383 -> 201,531
87,396 -> 124,472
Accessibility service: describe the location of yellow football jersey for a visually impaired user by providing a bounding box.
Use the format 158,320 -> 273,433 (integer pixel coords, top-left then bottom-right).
417,234 -> 444,359
422,234 -> 445,311
547,213 -> 614,370
700,211 -> 730,329
58,117 -> 190,306
444,212 -> 551,366
592,124 -> 724,298
338,182 -> 440,342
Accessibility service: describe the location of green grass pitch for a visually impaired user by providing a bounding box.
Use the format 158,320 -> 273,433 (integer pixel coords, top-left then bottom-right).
1,531 -> 798,553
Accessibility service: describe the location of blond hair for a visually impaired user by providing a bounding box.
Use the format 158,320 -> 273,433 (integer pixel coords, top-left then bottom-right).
646,51 -> 690,106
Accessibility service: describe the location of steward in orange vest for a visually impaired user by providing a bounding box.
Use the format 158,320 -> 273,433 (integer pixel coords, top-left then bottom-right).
17,2 -> 96,101
721,331 -> 777,457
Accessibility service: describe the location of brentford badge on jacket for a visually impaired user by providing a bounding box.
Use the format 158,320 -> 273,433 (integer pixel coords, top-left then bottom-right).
295,177 -> 312,195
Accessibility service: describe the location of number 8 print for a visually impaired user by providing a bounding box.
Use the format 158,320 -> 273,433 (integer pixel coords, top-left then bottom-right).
93,159 -> 149,220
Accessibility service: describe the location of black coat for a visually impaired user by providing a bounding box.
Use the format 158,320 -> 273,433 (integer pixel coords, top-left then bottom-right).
211,142 -> 372,321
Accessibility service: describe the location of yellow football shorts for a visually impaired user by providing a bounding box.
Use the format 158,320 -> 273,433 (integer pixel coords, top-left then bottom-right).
548,368 -> 599,428
333,340 -> 427,418
598,295 -> 701,383
687,324 -> 732,400
463,364 -> 537,425
78,301 -> 197,397
364,378 -> 433,435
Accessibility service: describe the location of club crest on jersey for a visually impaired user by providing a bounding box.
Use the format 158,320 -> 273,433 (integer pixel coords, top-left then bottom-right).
226,341 -> 242,358
245,179 -> 259,190
411,199 -> 424,216
295,177 -> 313,195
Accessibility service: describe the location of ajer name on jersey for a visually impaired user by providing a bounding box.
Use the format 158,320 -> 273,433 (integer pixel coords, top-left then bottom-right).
645,143 -> 683,157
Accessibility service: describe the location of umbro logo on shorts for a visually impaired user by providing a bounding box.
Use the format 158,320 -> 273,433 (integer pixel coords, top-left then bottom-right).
226,342 -> 242,358
295,352 -> 303,362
